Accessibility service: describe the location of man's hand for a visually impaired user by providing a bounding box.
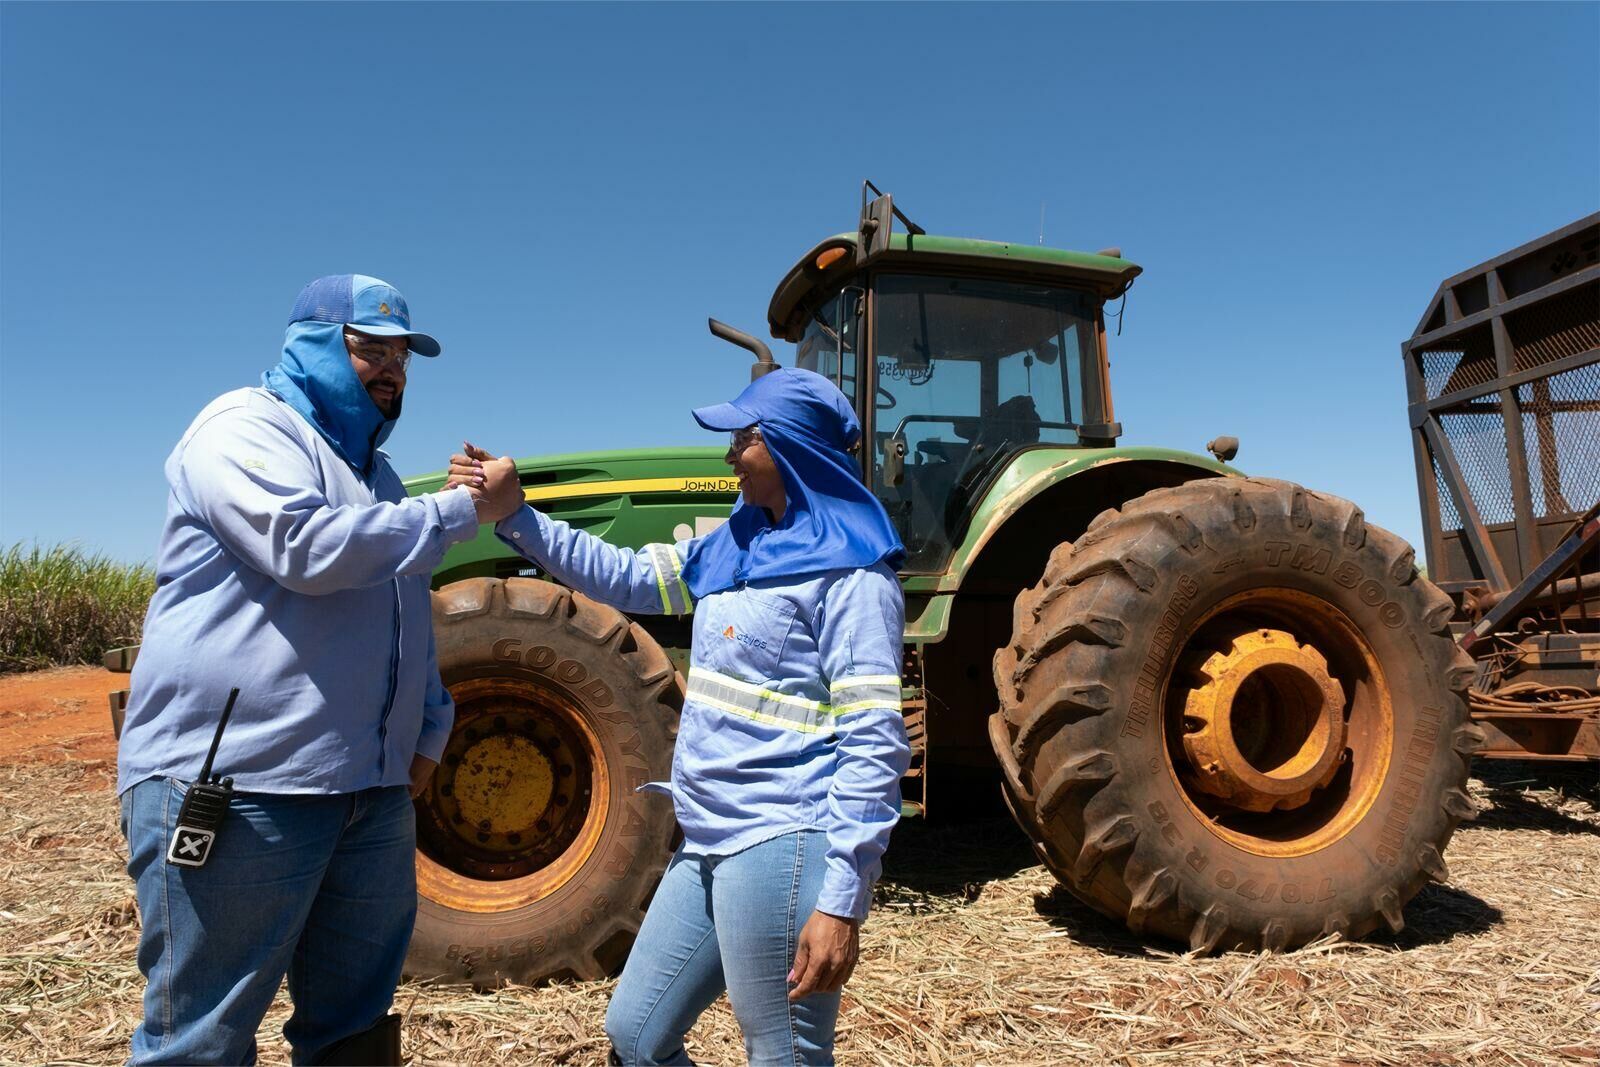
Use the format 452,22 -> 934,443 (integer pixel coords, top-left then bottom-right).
445,442 -> 522,524
408,754 -> 437,798
787,910 -> 859,1002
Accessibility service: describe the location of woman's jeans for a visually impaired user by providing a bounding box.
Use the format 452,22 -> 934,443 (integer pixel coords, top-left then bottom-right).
119,777 -> 417,1065
605,830 -> 841,1066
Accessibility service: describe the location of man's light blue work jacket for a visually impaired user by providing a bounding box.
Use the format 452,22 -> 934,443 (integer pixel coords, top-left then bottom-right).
497,505 -> 911,920
117,387 -> 480,796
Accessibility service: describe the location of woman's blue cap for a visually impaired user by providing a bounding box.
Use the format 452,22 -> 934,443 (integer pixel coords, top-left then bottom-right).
288,274 -> 442,357
692,368 -> 861,452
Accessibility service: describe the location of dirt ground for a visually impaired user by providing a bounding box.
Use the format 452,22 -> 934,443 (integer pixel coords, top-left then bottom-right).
1,667 -> 1596,1066
0,666 -> 120,769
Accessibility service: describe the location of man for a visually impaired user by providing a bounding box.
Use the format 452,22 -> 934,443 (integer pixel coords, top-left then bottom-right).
116,275 -> 488,1065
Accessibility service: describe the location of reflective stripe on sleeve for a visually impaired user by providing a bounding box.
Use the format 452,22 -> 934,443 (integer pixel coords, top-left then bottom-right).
686,668 -> 834,733
647,543 -> 693,616
829,674 -> 903,715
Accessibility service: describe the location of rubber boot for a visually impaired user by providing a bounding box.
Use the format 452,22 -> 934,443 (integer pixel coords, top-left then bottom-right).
310,1013 -> 403,1066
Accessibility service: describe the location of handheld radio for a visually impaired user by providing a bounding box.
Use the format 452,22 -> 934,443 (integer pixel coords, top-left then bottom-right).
166,686 -> 240,868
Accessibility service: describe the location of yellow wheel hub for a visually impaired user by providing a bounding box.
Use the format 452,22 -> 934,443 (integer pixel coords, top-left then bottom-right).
453,735 -> 554,836
1181,627 -> 1348,813
415,679 -> 608,909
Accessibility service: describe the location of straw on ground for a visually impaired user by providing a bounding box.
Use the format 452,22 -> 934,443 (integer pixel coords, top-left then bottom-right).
0,760 -> 1595,1066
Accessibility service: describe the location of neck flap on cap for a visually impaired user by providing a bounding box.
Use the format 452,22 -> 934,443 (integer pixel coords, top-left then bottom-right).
262,320 -> 396,476
679,369 -> 904,597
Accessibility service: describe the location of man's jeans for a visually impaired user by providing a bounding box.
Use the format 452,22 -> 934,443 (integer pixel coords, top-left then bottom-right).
605,830 -> 842,1066
120,777 -> 417,1065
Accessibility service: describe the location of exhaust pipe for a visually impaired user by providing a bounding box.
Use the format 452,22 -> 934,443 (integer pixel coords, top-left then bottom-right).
708,318 -> 779,381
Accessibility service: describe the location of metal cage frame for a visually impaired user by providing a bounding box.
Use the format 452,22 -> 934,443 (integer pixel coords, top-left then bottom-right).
1403,213 -> 1600,597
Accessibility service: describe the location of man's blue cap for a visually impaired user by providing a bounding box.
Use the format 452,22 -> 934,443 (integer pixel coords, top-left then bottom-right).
288,274 -> 442,357
692,368 -> 861,453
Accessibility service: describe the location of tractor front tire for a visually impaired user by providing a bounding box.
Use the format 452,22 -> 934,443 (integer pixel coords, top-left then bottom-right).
991,477 -> 1481,952
406,578 -> 679,985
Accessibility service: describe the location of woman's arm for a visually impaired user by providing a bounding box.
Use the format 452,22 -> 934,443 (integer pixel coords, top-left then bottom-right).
789,565 -> 909,1001
453,446 -> 696,616
814,565 -> 911,920
496,505 -> 695,616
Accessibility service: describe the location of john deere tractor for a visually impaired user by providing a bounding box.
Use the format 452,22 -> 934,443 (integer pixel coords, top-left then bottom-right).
93,186 -> 1448,985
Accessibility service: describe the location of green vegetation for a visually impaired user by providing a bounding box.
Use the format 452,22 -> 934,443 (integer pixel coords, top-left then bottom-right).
0,543 -> 154,673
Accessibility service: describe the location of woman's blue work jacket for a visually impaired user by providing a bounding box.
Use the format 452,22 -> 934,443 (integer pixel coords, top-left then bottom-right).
497,505 -> 910,920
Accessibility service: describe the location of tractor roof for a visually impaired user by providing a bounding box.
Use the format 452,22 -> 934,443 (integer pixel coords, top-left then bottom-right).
768,232 -> 1142,342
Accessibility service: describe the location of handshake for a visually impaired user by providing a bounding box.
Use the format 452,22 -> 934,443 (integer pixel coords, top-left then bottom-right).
445,443 -> 524,526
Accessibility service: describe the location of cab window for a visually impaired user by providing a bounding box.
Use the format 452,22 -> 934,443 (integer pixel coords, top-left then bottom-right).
872,273 -> 1094,571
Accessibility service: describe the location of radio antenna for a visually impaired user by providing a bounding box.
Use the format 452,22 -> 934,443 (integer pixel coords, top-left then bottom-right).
196,688 -> 241,784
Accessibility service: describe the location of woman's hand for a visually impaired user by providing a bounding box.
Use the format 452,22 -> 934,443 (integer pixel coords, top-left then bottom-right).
787,910 -> 859,1001
446,442 -> 522,524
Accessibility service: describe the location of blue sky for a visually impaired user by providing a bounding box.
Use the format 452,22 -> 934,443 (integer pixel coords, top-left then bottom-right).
2,2 -> 1596,563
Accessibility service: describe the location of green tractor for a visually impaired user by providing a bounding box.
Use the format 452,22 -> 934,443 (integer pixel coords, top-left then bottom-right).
400,186 -> 1477,983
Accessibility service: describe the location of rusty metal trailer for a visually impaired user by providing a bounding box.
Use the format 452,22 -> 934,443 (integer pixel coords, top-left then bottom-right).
1403,212 -> 1600,761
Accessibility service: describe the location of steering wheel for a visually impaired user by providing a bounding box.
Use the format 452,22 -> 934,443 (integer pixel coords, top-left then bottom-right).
955,440 -> 1001,491
876,383 -> 897,411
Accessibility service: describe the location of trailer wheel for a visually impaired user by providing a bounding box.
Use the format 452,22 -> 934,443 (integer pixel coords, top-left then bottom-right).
991,478 -> 1482,952
407,578 -> 680,985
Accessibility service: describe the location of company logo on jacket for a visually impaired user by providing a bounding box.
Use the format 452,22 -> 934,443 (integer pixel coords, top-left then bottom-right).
721,625 -> 770,652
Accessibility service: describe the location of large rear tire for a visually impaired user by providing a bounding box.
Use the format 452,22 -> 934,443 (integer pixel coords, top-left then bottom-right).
991,478 -> 1483,952
406,578 -> 680,985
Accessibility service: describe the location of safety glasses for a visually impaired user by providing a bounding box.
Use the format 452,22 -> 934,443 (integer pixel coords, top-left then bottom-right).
344,332 -> 412,373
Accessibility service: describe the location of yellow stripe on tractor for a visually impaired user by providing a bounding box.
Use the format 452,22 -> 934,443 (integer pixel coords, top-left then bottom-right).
523,476 -> 740,503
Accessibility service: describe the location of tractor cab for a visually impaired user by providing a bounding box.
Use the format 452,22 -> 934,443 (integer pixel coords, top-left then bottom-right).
763,187 -> 1141,571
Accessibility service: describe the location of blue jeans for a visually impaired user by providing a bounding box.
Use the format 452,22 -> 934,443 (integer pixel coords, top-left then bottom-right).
605,829 -> 840,1066
119,777 -> 418,1065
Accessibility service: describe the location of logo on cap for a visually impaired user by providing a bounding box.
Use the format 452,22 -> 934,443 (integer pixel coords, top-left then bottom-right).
379,302 -> 391,316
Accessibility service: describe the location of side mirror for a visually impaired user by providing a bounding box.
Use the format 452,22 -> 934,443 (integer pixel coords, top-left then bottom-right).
883,435 -> 907,488
858,192 -> 895,267
1206,435 -> 1240,462
856,180 -> 923,266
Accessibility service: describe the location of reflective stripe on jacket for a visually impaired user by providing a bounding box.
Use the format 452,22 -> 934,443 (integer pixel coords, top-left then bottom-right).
497,505 -> 909,920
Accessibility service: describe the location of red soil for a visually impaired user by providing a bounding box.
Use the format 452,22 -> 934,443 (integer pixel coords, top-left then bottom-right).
0,665 -> 122,768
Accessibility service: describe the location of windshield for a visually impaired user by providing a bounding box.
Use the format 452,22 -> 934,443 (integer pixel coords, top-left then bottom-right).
872,273 -> 1094,571
794,286 -> 862,403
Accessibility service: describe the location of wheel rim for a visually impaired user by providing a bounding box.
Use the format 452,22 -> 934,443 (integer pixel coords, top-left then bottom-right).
415,676 -> 610,912
1163,588 -> 1394,858
1181,628 -> 1349,812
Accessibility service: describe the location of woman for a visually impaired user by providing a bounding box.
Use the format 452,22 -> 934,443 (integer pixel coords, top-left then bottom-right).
450,367 -> 908,1065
